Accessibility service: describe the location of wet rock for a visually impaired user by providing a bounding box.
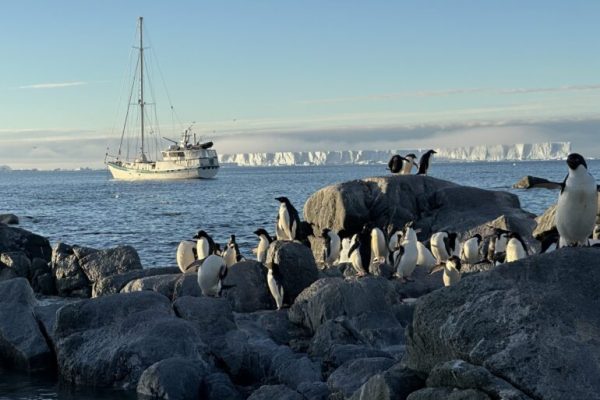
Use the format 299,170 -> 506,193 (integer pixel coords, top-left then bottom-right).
266,241 -> 319,305
0,224 -> 51,262
0,278 -> 53,372
54,291 -> 208,389
92,267 -> 179,297
0,213 -> 19,225
201,372 -> 243,400
221,260 -> 275,312
404,248 -> 600,400
136,357 -> 211,400
173,296 -> 236,348
247,385 -> 303,400
512,175 -> 561,189
349,363 -> 424,400
79,245 -> 143,283
120,273 -> 180,300
51,242 -> 92,297
327,357 -> 396,398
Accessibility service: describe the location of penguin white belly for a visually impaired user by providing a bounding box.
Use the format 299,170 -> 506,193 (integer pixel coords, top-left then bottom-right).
443,266 -> 461,287
400,163 -> 412,175
350,249 -> 364,275
397,240 -> 418,278
326,235 -> 341,265
430,233 -> 449,263
257,237 -> 270,263
505,239 -> 526,262
223,247 -> 237,268
338,238 -> 353,263
176,240 -> 196,272
416,241 -> 437,269
198,255 -> 225,297
371,229 -> 388,263
197,238 -> 210,260
462,239 -> 480,264
267,270 -> 284,309
556,181 -> 598,246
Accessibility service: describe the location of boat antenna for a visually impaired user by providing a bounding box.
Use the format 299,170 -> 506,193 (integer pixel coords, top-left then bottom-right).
138,16 -> 146,160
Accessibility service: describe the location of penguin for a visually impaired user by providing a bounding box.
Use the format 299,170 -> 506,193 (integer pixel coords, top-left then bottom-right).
338,231 -> 355,264
417,150 -> 437,175
297,221 -> 314,248
401,153 -> 419,175
370,227 -> 388,264
197,254 -> 228,297
357,223 -> 373,271
387,154 -> 405,174
395,221 -> 419,282
275,197 -> 300,241
193,230 -> 217,262
253,228 -> 274,263
391,244 -> 405,271
443,256 -> 462,287
492,228 -> 510,264
348,234 -> 368,277
416,241 -> 437,270
540,231 -> 559,254
555,153 -> 598,247
267,264 -> 285,310
322,228 -> 341,267
461,234 -> 482,264
387,229 -> 403,258
505,232 -> 528,262
222,235 -> 242,268
176,240 -> 197,273
430,231 -> 456,264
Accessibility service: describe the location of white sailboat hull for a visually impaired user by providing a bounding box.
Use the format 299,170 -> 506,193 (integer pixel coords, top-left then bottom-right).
107,162 -> 219,181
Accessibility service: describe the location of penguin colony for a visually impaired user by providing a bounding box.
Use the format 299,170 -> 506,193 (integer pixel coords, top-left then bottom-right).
177,151 -> 598,306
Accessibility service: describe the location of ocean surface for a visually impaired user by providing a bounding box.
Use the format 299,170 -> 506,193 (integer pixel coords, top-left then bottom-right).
2,161 -> 597,269
0,161 -> 599,398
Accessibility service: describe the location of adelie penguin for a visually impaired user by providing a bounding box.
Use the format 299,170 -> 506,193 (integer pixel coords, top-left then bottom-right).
222,235 -> 243,268
505,232 -> 528,262
387,154 -> 405,174
322,228 -> 341,267
401,153 -> 419,175
197,254 -> 228,297
176,240 -> 197,273
417,150 -> 437,175
370,226 -> 388,265
267,264 -> 285,310
348,234 -> 368,277
461,234 -> 482,264
253,228 -> 274,263
275,196 -> 300,241
193,230 -> 217,262
555,153 -> 598,247
430,231 -> 457,264
443,256 -> 462,287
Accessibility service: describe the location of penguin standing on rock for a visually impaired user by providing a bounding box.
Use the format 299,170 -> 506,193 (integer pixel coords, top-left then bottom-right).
197,254 -> 228,297
337,230 -> 355,264
176,240 -> 197,272
417,150 -> 437,175
388,155 -> 405,174
505,232 -> 528,262
401,153 -> 419,175
322,228 -> 341,267
194,230 -> 217,262
443,256 -> 462,287
461,234 -> 482,264
253,229 -> 274,263
348,234 -> 368,277
491,228 -> 510,264
430,231 -> 456,264
223,235 -> 243,268
370,227 -> 388,264
267,264 -> 285,310
395,221 -> 419,282
275,197 -> 300,241
556,153 -> 598,246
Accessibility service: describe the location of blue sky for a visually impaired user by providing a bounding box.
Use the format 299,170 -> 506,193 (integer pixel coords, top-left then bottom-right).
1,1 -> 600,168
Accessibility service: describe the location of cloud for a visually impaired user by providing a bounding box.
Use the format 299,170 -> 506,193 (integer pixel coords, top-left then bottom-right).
19,81 -> 88,89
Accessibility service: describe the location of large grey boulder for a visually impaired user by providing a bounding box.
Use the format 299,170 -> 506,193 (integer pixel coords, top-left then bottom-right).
120,273 -> 180,300
0,213 -> 19,225
512,175 -> 561,189
304,176 -> 536,259
136,357 -> 211,400
404,248 -> 600,400
79,245 -> 143,283
173,272 -> 202,299
0,278 -> 53,372
54,291 -> 208,389
349,363 -> 424,400
327,357 -> 396,398
173,296 -> 236,348
201,372 -> 243,400
92,266 -> 179,297
221,260 -> 275,312
266,241 -> 319,305
234,309 -> 310,349
532,204 -> 557,240
0,224 -> 51,262
34,296 -> 79,350
51,242 -> 92,297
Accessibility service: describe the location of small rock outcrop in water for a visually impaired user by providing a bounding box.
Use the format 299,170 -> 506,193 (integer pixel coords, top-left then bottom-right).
0,213 -> 19,225
512,175 -> 562,189
404,248 -> 600,400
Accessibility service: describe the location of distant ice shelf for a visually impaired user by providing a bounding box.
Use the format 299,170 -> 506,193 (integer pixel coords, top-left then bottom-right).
218,142 -> 571,167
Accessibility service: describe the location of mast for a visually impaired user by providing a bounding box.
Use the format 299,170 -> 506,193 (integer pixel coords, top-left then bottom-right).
139,17 -> 146,160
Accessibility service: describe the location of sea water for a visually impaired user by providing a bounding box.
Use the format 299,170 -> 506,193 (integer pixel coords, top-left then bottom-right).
0,161 -> 599,398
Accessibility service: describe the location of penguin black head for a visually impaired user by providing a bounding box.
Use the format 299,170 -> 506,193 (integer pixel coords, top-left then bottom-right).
566,153 -> 587,171
254,228 -> 268,236
472,234 -> 482,244
405,153 -> 417,159
321,228 -> 331,238
193,230 -> 209,239
508,231 -> 528,252
447,255 -> 461,271
229,235 -> 236,243
348,235 -> 361,256
337,229 -> 350,239
275,196 -> 290,204
425,150 -> 437,156
540,230 -> 559,253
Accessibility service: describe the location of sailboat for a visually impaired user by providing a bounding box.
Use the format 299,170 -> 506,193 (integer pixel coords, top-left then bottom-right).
106,17 -> 219,181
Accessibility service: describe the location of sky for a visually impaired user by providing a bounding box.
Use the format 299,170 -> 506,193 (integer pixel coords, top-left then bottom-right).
1,0 -> 600,169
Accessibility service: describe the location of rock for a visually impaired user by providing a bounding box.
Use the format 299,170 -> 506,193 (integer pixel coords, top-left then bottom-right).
425,360 -> 531,400
1,251 -> 32,278
54,291 -> 208,389
0,213 -> 19,225
173,296 -> 236,348
325,344 -> 393,371
0,264 -> 18,281
512,175 -> 561,189
79,245 -> 143,283
303,176 -> 535,251
407,387 -> 491,400
404,248 -> 600,400
0,224 -> 51,262
136,357 -> 210,400
51,242 -> 92,297
201,372 -> 243,400
327,357 -> 396,398
532,203 -> 557,240
296,381 -> 330,400
368,262 -> 395,279
234,309 -> 310,348
34,296 -> 79,350
0,278 -> 53,372
173,272 -> 202,299
221,261 -> 275,312
247,385 -> 303,400
459,213 -> 537,252
92,267 -> 180,297
215,329 -> 321,389
349,363 -> 424,400
121,273 -> 180,300
266,241 -> 319,305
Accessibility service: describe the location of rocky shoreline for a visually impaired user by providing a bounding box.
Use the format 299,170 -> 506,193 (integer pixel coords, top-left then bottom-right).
1,175 -> 599,400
